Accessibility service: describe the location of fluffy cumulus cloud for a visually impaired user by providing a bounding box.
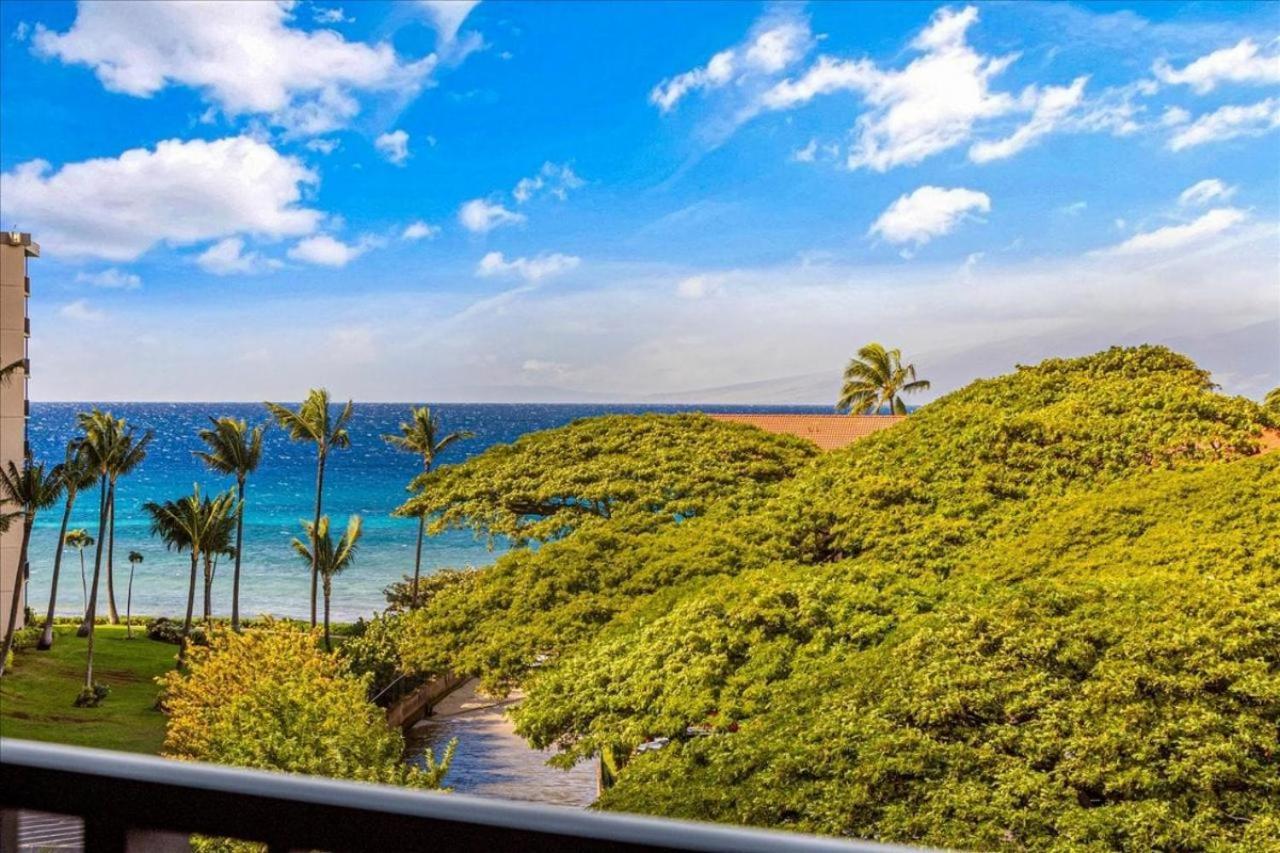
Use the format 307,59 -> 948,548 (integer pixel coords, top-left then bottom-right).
32,0 -> 434,135
375,129 -> 410,165
650,6 -> 812,122
475,251 -> 580,281
1178,179 -> 1236,207
1098,208 -> 1248,256
458,198 -> 526,233
0,136 -> 321,260
1154,38 -> 1280,94
197,237 -> 264,275
287,234 -> 378,267
869,186 -> 991,248
1167,98 -> 1280,150
513,162 -> 584,203
401,221 -> 440,241
74,268 -> 141,289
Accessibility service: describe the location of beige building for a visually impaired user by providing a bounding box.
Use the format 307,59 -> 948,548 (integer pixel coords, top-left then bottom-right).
1,232 -> 36,638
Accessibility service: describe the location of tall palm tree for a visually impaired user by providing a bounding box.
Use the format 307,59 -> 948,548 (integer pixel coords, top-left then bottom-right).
103,426 -> 151,624
383,407 -> 473,608
194,417 -> 264,631
125,551 -> 143,639
76,412 -> 150,690
0,456 -> 65,677
265,390 -> 353,627
200,503 -> 237,623
837,343 -> 931,415
64,529 -> 94,620
37,443 -> 97,650
144,485 -> 238,663
291,514 -> 362,651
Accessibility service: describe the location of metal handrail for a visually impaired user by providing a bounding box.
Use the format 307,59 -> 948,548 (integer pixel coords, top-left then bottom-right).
0,738 -> 920,852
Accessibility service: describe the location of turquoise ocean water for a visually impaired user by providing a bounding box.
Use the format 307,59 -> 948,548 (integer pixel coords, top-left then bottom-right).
26,402 -> 825,621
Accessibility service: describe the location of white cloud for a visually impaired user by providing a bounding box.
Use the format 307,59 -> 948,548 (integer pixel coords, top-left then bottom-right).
1178,179 -> 1236,207
1060,201 -> 1087,216
969,76 -> 1088,163
33,1 -> 433,135
1160,106 -> 1191,126
287,234 -> 377,267
59,299 -> 105,323
475,251 -> 580,281
74,268 -> 141,289
375,129 -> 410,165
1097,208 -> 1247,256
650,9 -> 811,113
330,325 -> 377,364
417,0 -> 480,45
764,6 -> 1030,170
305,138 -> 341,155
1153,38 -> 1280,94
401,221 -> 440,241
1167,98 -> 1280,150
513,162 -> 584,203
197,237 -> 263,275
790,138 -> 840,163
458,198 -> 526,233
869,186 -> 991,247
313,6 -> 353,25
676,274 -> 727,299
0,136 -> 321,261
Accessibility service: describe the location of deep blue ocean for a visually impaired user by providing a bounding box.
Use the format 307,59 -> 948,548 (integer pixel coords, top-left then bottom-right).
26,402 -> 826,621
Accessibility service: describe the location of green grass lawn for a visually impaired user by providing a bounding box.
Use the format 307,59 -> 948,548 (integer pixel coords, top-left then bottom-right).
1,624 -> 175,753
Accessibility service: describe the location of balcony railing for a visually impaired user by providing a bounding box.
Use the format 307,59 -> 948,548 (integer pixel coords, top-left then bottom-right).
1,739 -> 916,853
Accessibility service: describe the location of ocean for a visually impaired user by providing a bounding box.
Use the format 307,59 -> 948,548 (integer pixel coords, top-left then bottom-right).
25,402 -> 827,622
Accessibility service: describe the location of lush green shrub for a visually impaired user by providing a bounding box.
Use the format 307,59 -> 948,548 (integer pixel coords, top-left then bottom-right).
159,624 -> 453,787
146,617 -> 208,646
73,682 -> 110,708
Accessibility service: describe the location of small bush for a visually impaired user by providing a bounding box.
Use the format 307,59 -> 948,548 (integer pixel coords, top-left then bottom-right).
146,618 -> 208,646
11,624 -> 42,652
73,682 -> 110,707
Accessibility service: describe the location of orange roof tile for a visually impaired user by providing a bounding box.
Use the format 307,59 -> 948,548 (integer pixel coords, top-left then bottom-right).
709,413 -> 906,451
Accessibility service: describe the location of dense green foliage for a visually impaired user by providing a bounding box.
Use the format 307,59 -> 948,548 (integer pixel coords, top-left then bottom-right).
393,347 -> 1278,849
160,624 -> 452,788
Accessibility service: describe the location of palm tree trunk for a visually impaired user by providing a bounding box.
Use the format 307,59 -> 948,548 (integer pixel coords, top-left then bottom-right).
323,579 -> 332,652
78,477 -> 107,638
79,551 -> 87,619
83,479 -> 111,688
126,564 -> 134,640
412,513 -> 426,608
37,493 -> 75,650
202,554 -> 213,624
105,484 -> 120,623
179,551 -> 198,666
0,518 -> 34,677
232,477 -> 246,632
310,450 -> 326,628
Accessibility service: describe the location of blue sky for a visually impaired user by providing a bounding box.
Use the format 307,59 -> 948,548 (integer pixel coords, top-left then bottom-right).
1,0 -> 1277,402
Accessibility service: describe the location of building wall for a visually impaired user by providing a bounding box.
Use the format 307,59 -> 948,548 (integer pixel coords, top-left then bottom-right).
0,233 -> 36,639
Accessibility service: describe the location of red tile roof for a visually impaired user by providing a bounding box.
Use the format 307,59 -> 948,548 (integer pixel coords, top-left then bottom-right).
709,413 -> 906,451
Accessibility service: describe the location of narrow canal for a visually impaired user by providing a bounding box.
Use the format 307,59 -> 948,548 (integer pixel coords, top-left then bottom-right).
404,680 -> 598,808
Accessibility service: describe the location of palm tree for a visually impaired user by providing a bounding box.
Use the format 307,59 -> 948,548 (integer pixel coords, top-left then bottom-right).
144,486 -> 238,663
265,390 -> 353,628
0,456 -> 65,677
194,417 -> 264,631
200,503 -> 237,623
125,551 -> 143,639
64,529 -> 94,620
383,407 -> 473,608
104,425 -> 151,624
291,514 -> 362,651
76,412 -> 151,691
837,343 -> 931,415
37,443 -> 98,650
